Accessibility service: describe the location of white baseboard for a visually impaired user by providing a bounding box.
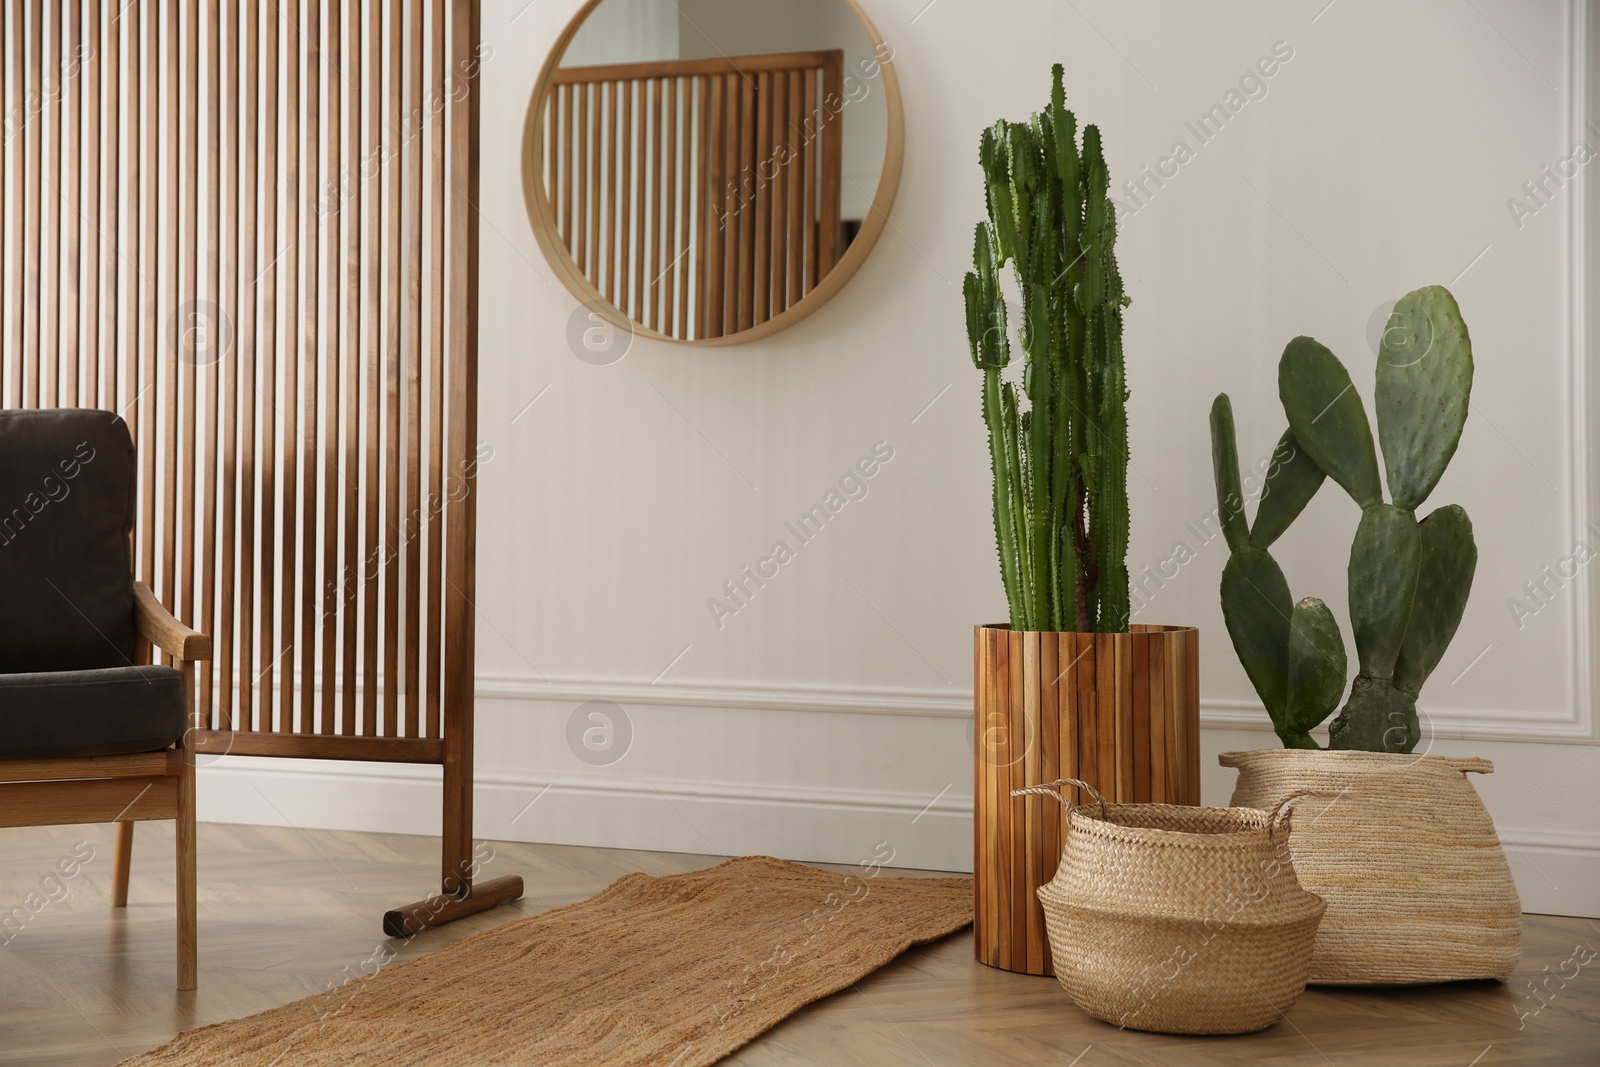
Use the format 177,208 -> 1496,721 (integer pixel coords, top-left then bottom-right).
198,757 -> 975,873
197,756 -> 1599,917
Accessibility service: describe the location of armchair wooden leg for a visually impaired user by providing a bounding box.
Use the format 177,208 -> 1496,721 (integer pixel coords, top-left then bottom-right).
111,821 -> 134,908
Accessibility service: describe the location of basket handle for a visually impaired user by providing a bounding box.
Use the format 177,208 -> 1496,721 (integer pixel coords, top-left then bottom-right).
1010,778 -> 1108,819
1440,756 -> 1494,776
1266,789 -> 1339,836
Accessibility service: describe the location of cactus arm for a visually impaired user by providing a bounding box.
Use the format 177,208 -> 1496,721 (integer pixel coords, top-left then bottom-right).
1283,597 -> 1346,747
1250,428 -> 1327,549
983,368 -> 1025,629
1348,503 -> 1421,678
1376,285 -> 1474,510
1278,336 -> 1383,508
1209,394 -> 1251,554
1393,504 -> 1478,697
1220,546 -> 1294,729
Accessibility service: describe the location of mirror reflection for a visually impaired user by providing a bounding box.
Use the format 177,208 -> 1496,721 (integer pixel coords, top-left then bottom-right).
531,0 -> 894,341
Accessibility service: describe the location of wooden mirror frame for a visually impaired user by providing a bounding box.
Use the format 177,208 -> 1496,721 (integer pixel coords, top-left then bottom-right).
521,0 -> 905,347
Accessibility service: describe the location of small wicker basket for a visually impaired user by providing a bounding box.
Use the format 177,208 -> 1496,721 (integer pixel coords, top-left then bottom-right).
1014,778 -> 1326,1035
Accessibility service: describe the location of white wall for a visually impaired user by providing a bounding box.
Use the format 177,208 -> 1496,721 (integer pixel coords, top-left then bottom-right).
202,0 -> 1600,917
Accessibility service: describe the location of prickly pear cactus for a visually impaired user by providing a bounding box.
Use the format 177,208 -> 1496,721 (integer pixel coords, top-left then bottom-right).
1210,286 -> 1478,752
965,64 -> 1131,633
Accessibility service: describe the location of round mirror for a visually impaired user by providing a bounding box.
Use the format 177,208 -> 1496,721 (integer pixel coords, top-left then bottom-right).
522,0 -> 903,346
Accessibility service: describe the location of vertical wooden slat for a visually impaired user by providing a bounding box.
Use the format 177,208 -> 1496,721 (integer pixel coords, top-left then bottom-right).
138,0 -> 158,591
633,80 -> 647,327
425,0 -> 446,740
177,0 -> 198,671
64,2 -> 83,404
574,80 -> 587,278
1076,636 -> 1097,800
99,0 -> 120,413
1132,629 -> 1151,803
704,74 -> 724,338
1007,629 -> 1027,970
801,66 -> 816,291
4,1 -> 19,406
442,0 -> 482,897
605,79 -> 619,308
82,0 -> 100,408
693,76 -> 707,339
753,71 -> 769,326
733,74 -> 752,332
257,0 -> 279,726
383,0 -> 403,739
622,79 -> 638,321
767,70 -> 786,320
218,0 -> 240,731
1038,629 -> 1059,975
403,0 -> 423,739
198,0 -> 221,727
301,0 -> 323,733
558,84 -> 571,249
320,0 -> 342,735
238,0 -> 260,729
361,0 -> 381,739
818,51 -> 843,280
62,1 -> 79,406
785,69 -> 802,310
646,78 -> 661,333
41,1 -> 59,406
276,0 -> 301,734
22,0 -> 40,407
161,0 -> 182,618
720,73 -> 738,336
677,78 -> 691,336
1021,630 -> 1042,976
1148,626 -> 1168,800
341,0 -> 363,735
660,77 -> 677,336
1,0 -> 8,405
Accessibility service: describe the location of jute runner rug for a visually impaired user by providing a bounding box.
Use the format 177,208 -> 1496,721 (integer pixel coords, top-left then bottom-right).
122,856 -> 973,1066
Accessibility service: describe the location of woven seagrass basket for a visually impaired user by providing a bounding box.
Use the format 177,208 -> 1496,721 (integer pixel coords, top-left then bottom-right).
1221,749 -> 1521,984
1014,778 -> 1326,1035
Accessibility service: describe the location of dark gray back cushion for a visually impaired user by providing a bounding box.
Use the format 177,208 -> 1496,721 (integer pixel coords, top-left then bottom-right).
0,408 -> 136,672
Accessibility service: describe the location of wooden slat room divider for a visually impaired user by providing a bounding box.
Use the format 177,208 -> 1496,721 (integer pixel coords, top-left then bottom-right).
0,0 -> 520,933
541,50 -> 844,341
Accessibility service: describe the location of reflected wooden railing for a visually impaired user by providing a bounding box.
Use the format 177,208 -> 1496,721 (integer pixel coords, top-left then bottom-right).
541,50 -> 844,340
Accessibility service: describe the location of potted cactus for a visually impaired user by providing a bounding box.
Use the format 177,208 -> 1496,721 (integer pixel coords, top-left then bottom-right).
1210,285 -> 1520,984
965,65 -> 1199,977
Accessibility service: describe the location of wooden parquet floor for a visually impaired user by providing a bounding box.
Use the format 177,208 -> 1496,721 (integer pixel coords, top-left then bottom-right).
0,822 -> 1594,1066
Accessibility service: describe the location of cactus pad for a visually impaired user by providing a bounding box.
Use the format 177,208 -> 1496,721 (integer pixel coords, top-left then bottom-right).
1209,394 -> 1250,553
1348,503 -> 1421,678
1250,428 -> 1327,549
1220,547 -> 1294,725
1376,285 -> 1473,510
1393,504 -> 1478,696
1279,336 -> 1383,508
1283,597 -> 1347,747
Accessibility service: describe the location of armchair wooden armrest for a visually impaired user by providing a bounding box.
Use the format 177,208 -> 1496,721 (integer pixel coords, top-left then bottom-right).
133,581 -> 212,662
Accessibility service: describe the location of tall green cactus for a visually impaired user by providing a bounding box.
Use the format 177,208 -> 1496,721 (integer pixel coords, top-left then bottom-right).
1209,285 -> 1478,752
965,64 -> 1131,634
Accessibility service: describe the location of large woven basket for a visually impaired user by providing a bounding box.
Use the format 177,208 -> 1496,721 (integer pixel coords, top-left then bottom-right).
1015,778 -> 1326,1035
1221,749 -> 1521,984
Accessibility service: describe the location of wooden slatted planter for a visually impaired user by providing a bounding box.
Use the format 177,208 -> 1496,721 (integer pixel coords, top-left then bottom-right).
973,623 -> 1201,976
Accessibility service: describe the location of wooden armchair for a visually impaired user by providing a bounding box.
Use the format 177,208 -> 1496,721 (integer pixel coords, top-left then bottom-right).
0,408 -> 210,989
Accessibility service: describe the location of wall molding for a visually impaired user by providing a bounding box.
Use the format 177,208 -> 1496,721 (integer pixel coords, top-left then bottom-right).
476,671 -> 1600,744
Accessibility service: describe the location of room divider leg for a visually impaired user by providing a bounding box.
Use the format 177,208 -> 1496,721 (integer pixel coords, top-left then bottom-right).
111,821 -> 134,907
380,733 -> 523,939
176,662 -> 198,991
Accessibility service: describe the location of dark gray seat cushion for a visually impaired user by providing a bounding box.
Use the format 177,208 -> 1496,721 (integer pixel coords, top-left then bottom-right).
0,408 -> 138,673
0,666 -> 184,759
